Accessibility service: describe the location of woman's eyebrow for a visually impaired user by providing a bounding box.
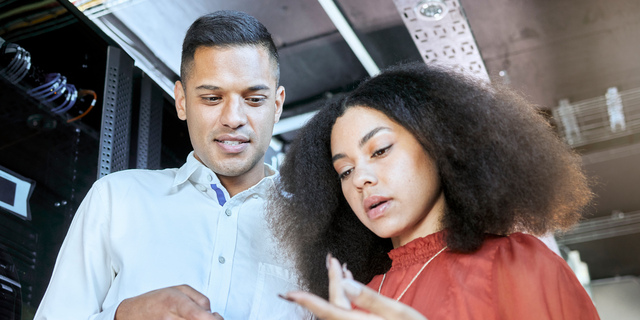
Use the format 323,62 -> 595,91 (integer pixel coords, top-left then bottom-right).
359,126 -> 390,148
332,126 -> 391,163
332,153 -> 345,163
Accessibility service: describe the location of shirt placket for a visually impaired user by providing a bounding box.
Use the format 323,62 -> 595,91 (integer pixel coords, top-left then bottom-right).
206,184 -> 239,315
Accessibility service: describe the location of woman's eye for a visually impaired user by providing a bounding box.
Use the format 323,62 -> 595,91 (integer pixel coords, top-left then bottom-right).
372,145 -> 391,157
339,168 -> 353,180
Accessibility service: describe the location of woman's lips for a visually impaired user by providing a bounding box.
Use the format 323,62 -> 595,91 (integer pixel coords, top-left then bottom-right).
364,196 -> 391,220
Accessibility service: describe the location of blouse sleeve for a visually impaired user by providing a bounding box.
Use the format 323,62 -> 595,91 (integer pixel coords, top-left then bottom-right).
492,233 -> 600,320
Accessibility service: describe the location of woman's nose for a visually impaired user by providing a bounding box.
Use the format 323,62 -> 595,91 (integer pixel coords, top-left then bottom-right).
352,165 -> 378,189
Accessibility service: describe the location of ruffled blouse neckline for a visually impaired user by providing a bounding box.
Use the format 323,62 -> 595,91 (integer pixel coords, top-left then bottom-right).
388,231 -> 447,271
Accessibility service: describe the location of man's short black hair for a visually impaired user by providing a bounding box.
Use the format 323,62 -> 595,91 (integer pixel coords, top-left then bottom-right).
180,10 -> 280,85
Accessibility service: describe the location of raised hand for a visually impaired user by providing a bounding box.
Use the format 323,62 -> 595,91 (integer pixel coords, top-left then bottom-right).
283,255 -> 427,320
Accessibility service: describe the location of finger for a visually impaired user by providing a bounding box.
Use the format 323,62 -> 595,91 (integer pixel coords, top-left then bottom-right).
343,264 -> 354,280
327,255 -> 350,308
211,312 -> 225,320
287,291 -> 382,320
345,281 -> 427,320
174,285 -> 211,311
175,301 -> 219,320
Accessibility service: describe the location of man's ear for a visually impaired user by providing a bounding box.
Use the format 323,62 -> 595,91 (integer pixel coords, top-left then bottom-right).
174,80 -> 187,120
274,85 -> 285,123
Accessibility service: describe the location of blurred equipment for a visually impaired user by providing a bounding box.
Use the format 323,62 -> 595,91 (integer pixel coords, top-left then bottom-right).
0,247 -> 22,320
0,165 -> 35,221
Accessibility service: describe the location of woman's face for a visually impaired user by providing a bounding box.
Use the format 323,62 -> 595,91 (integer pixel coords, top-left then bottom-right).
330,106 -> 446,247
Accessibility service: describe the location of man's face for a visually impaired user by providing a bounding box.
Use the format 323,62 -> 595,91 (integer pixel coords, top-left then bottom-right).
175,45 -> 284,194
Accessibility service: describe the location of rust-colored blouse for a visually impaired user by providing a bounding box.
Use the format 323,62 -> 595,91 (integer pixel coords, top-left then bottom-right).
367,231 -> 600,319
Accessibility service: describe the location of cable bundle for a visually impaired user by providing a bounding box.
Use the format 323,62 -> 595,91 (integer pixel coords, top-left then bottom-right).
0,40 -> 31,84
1,38 -> 96,122
26,72 -> 78,114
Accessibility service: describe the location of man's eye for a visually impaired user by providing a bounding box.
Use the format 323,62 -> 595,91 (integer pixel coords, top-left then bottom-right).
247,97 -> 266,103
203,97 -> 221,102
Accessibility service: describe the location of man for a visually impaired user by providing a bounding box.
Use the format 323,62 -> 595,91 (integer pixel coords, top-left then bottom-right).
35,11 -> 305,320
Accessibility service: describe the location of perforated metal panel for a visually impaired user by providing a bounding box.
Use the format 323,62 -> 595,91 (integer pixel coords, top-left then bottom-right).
392,0 -> 489,81
98,46 -> 134,178
136,73 -> 163,170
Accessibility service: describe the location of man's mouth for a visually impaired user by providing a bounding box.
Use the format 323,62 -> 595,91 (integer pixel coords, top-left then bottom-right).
216,140 -> 246,146
213,136 -> 250,153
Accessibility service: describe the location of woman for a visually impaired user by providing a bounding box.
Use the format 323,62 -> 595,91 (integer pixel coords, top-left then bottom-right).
270,63 -> 599,319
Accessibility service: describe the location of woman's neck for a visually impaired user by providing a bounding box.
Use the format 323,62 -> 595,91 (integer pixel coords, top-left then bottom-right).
391,191 -> 447,248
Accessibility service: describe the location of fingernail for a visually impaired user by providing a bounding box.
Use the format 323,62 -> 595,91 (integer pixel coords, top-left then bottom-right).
343,279 -> 363,300
342,262 -> 348,274
278,293 -> 295,302
326,253 -> 332,270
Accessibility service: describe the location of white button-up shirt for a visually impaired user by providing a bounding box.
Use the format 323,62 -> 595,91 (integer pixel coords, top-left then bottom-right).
35,152 -> 307,320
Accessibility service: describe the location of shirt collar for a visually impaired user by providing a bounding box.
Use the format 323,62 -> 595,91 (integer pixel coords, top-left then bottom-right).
172,151 -> 279,195
172,151 -> 202,187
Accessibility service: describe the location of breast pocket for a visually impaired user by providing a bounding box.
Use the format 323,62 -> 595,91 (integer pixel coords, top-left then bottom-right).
248,262 -> 311,320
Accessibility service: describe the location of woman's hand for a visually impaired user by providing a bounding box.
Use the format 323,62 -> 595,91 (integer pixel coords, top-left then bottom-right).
282,254 -> 427,320
327,253 -> 354,309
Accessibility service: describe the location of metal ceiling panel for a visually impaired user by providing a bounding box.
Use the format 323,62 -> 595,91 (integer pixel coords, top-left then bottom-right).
392,0 -> 489,80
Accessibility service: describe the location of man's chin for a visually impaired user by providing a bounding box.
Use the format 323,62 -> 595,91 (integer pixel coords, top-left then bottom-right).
210,159 -> 262,179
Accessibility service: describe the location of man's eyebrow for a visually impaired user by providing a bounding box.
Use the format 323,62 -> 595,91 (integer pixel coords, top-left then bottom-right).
194,84 -> 271,92
332,126 -> 391,163
195,85 -> 220,91
247,84 -> 270,91
359,126 -> 390,148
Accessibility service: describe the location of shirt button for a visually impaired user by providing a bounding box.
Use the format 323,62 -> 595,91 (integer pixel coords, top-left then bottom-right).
197,185 -> 207,192
218,256 -> 226,264
225,209 -> 232,216
252,194 -> 259,199
207,174 -> 213,182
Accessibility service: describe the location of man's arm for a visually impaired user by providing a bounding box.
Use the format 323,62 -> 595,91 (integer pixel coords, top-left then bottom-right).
34,181 -> 118,320
34,180 -> 225,320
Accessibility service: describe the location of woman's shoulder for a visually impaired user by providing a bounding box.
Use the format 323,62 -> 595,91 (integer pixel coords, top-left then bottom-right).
467,232 -> 576,282
480,232 -> 560,259
478,233 -> 600,319
452,232 -> 568,278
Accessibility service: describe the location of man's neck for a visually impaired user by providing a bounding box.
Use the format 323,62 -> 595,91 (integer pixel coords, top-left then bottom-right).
217,165 -> 267,197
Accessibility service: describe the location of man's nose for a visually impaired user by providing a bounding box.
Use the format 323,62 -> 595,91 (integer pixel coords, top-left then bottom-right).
219,96 -> 247,129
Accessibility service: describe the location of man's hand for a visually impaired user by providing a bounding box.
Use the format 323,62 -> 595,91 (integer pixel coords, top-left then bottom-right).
115,285 -> 224,320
